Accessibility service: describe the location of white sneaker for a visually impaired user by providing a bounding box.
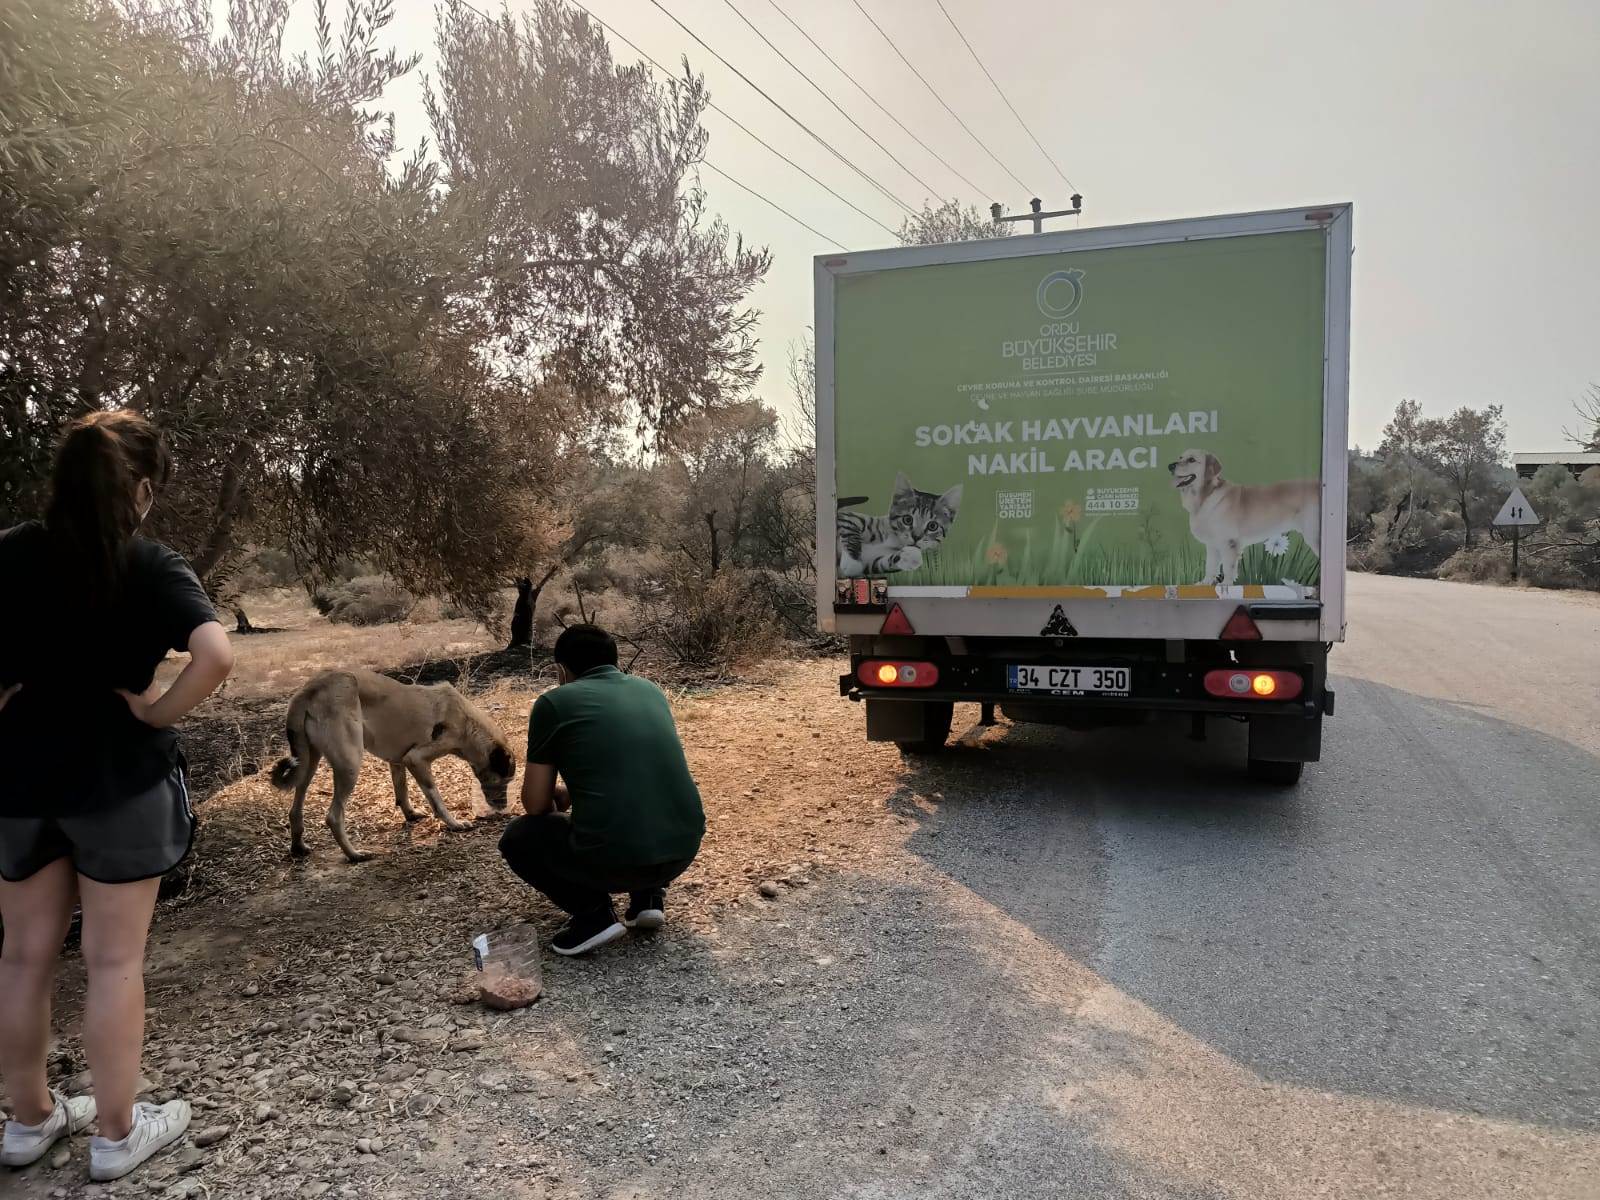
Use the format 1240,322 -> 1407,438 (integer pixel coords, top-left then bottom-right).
1,1088 -> 97,1167
88,1099 -> 191,1182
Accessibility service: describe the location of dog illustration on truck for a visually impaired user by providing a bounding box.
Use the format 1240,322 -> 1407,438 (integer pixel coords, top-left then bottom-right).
1168,448 -> 1320,587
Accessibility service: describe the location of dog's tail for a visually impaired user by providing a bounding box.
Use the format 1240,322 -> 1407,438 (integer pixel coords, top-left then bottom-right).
836,496 -> 869,509
267,737 -> 299,790
267,692 -> 313,790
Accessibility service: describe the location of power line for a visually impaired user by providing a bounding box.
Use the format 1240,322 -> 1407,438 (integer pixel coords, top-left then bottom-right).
765,0 -> 986,199
721,0 -> 942,202
935,0 -> 1078,195
700,163 -> 846,249
454,0 -> 857,247
645,0 -> 919,217
563,0 -> 894,237
850,0 -> 1030,196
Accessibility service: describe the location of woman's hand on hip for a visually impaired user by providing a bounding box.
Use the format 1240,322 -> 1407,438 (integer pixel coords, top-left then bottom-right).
118,622 -> 233,730
116,682 -> 169,728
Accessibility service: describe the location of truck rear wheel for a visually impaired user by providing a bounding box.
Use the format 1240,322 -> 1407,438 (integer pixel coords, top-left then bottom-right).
898,701 -> 954,757
1247,757 -> 1304,786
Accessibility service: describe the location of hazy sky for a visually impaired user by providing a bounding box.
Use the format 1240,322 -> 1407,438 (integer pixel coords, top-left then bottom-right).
301,0 -> 1598,451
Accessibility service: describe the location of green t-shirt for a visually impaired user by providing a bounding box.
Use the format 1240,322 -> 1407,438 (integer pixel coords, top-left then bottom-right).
526,666 -> 705,866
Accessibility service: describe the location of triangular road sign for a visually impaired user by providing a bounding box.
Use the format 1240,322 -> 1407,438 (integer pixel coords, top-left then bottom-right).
1493,487 -> 1540,527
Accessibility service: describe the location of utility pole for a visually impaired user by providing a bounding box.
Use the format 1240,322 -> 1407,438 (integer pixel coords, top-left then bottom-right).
991,195 -> 1082,234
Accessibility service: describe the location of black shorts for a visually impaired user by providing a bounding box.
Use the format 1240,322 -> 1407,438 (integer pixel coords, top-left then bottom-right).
0,758 -> 195,884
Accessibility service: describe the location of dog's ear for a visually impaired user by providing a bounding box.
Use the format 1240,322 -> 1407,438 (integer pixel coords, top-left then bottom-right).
488,744 -> 515,779
1203,453 -> 1221,481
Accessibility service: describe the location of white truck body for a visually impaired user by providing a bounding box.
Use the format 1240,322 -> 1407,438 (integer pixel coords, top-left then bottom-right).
814,205 -> 1353,775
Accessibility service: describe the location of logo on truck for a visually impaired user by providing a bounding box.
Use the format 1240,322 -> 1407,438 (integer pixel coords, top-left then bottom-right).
1036,268 -> 1085,319
1040,604 -> 1079,637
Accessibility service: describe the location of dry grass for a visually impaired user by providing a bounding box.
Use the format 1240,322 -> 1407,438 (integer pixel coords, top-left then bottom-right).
177,658 -> 918,925
155,592 -> 921,926
161,588 -> 500,701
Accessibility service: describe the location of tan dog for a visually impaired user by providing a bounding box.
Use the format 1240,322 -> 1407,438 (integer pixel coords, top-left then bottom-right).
268,669 -> 516,863
1168,449 -> 1320,586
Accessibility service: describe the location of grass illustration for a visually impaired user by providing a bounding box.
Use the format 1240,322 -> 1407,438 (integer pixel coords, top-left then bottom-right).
893,526 -> 1321,588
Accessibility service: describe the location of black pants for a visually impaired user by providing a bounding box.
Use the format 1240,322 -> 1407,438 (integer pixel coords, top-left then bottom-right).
498,812 -> 693,918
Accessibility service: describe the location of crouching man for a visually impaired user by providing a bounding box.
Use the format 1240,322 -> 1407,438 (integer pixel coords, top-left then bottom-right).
498,625 -> 705,957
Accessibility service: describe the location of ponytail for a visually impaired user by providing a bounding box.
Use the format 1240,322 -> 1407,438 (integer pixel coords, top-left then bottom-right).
44,411 -> 172,603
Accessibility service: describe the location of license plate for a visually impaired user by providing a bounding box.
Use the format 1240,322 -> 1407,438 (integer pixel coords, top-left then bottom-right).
1008,664 -> 1131,696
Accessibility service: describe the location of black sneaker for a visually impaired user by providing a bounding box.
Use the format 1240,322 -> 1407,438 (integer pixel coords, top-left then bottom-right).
622,889 -> 666,932
551,908 -> 626,957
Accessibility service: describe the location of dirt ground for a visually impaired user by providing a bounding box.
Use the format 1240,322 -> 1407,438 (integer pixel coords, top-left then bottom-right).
2,634 -> 932,1200
155,588 -> 502,702
11,579 -> 1595,1199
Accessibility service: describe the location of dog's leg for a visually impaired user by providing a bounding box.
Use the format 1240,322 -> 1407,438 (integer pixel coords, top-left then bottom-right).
1198,544 -> 1221,587
391,762 -> 423,823
289,747 -> 322,858
1221,540 -> 1241,587
326,761 -> 373,863
405,755 -> 471,832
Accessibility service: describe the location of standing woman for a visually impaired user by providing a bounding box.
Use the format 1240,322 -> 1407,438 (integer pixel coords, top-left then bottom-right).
0,411 -> 233,1182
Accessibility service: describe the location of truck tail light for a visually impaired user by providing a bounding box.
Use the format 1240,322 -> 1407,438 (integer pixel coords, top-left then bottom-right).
1203,669 -> 1303,700
1220,606 -> 1262,640
858,660 -> 939,688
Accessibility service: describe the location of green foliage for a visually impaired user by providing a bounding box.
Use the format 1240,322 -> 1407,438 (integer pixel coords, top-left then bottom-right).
1,0 -> 770,620
1358,401 -> 1600,590
1378,399 -> 1508,546
423,0 -> 769,433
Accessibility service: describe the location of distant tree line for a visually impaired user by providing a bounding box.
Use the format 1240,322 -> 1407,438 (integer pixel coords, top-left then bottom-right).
1349,392 -> 1600,588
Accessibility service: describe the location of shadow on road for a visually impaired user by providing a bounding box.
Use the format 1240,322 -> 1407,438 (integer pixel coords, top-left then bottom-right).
888,678 -> 1600,1133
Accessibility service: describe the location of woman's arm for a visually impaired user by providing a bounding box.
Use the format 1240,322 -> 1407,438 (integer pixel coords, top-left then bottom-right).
118,621 -> 235,729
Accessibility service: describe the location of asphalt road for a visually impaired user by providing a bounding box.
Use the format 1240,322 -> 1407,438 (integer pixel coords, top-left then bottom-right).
573,573 -> 1599,1200
862,571 -> 1600,1198
695,571 -> 1599,1200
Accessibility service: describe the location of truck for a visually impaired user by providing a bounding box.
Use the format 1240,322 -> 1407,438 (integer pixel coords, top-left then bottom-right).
815,204 -> 1352,782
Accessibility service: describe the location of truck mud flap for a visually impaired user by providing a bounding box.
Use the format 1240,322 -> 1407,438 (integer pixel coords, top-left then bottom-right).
865,699 -> 937,743
1248,713 -> 1322,764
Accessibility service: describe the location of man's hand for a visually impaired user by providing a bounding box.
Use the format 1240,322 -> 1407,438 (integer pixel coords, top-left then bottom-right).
116,682 -> 169,729
553,781 -> 570,813
0,683 -> 19,714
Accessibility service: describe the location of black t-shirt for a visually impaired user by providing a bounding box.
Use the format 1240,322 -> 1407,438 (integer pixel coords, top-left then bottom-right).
0,521 -> 218,817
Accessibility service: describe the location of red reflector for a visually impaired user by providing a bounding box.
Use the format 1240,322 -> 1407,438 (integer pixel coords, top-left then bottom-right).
1203,669 -> 1303,701
857,660 -> 939,689
1305,210 -> 1335,222
1220,606 -> 1261,640
880,603 -> 915,636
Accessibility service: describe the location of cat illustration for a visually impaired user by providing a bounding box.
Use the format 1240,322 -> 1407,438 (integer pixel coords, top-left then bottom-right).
837,473 -> 962,578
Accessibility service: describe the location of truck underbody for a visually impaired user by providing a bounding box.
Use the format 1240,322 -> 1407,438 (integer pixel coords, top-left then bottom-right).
843,627 -> 1331,784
